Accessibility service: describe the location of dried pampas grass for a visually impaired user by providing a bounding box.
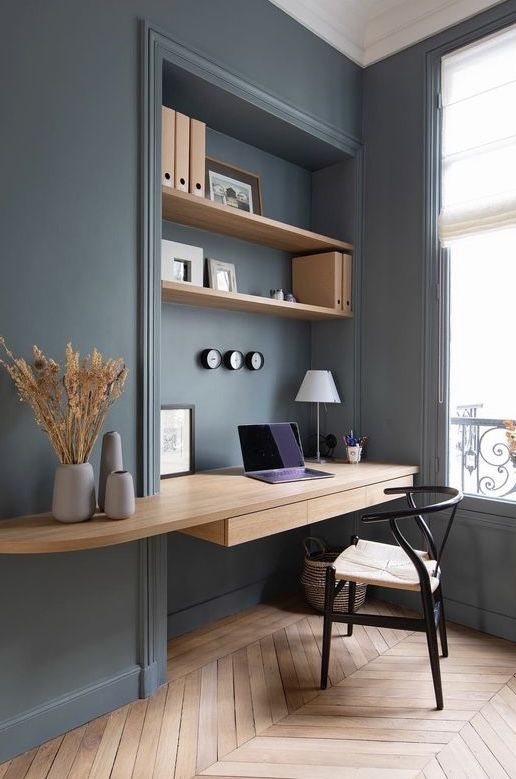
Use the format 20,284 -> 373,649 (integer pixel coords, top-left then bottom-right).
0,338 -> 127,464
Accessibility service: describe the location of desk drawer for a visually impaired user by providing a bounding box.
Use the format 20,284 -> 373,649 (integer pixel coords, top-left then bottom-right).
226,501 -> 307,546
307,486 -> 367,524
366,475 -> 414,507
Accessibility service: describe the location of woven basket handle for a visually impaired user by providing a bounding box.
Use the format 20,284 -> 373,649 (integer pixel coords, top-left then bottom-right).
303,536 -> 327,557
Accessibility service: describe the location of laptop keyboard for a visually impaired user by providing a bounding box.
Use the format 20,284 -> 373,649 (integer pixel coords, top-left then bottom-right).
257,467 -> 332,482
267,468 -> 308,481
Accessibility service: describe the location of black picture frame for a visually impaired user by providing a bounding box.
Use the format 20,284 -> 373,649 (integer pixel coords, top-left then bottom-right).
160,404 -> 195,478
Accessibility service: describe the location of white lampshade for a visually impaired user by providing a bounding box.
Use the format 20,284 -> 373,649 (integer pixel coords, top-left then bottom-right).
295,370 -> 341,404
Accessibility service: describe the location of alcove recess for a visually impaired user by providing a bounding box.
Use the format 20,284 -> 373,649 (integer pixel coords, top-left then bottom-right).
160,57 -> 360,640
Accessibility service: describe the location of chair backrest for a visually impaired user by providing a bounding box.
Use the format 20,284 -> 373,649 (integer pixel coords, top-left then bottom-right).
361,486 -> 463,583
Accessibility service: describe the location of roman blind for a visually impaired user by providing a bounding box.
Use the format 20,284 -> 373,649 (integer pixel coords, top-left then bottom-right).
439,24 -> 516,242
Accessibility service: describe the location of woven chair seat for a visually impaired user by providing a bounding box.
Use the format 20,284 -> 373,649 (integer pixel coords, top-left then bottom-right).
334,539 -> 440,592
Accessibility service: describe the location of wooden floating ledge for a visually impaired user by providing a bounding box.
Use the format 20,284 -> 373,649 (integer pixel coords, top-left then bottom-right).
162,187 -> 353,254
0,463 -> 418,554
161,281 -> 351,321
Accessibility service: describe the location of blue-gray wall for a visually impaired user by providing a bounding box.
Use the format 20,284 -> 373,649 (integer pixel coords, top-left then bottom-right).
362,0 -> 516,641
161,129 -> 313,636
161,131 -> 359,637
0,0 -> 361,760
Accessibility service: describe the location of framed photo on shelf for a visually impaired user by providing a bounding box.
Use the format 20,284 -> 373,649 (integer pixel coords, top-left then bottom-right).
161,240 -> 203,286
160,405 -> 195,478
207,258 -> 238,293
206,157 -> 262,215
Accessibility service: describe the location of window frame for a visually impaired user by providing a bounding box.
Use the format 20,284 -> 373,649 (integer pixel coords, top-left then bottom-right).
423,12 -> 516,520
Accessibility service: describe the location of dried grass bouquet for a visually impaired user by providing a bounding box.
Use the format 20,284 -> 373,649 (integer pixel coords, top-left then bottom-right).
0,338 -> 127,465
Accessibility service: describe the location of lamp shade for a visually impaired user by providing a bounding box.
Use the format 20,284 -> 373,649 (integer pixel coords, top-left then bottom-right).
295,370 -> 341,403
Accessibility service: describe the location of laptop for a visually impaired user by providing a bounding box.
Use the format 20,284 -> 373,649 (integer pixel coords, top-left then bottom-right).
238,423 -> 335,484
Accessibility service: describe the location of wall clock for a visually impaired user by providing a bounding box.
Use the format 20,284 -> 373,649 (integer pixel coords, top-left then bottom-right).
200,348 -> 222,369
223,350 -> 244,370
245,351 -> 264,371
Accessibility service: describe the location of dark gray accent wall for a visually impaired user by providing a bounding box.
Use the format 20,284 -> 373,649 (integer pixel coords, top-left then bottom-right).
362,0 -> 516,641
0,0 -> 361,760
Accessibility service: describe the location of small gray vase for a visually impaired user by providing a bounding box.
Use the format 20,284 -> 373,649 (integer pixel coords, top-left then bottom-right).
52,463 -> 96,523
98,431 -> 123,512
105,471 -> 135,520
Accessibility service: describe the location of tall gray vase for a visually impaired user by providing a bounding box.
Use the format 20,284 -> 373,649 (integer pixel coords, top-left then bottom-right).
52,463 -> 96,523
98,431 -> 123,512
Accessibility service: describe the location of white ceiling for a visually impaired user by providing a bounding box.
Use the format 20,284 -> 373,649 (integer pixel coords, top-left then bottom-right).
268,0 -> 504,65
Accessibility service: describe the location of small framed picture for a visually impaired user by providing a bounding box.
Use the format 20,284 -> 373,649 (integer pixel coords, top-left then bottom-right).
206,157 -> 262,215
160,405 -> 195,478
207,258 -> 238,293
161,240 -> 203,286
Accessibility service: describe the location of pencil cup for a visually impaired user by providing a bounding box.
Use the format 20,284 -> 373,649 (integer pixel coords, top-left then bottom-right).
347,445 -> 362,464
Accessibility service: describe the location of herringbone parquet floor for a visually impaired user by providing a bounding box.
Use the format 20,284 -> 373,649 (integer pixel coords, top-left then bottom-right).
1,597 -> 515,778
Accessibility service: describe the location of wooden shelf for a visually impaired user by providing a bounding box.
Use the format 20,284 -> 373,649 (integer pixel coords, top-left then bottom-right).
0,463 -> 418,554
161,281 -> 351,321
162,187 -> 352,254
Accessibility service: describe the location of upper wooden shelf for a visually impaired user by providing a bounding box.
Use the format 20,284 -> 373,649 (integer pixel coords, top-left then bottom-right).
161,281 -> 351,321
162,188 -> 353,254
0,463 -> 417,554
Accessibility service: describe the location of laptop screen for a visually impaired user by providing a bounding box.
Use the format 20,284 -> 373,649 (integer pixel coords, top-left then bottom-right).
238,423 -> 305,472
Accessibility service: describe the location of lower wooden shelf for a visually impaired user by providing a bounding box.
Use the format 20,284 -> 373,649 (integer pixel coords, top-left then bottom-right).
161,281 -> 351,321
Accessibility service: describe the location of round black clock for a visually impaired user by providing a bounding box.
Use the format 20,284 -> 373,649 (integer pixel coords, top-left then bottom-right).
245,351 -> 264,371
223,350 -> 244,370
200,348 -> 222,369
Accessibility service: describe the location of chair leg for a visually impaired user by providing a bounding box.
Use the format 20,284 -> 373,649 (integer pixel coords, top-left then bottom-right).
422,588 -> 444,710
347,581 -> 356,636
437,586 -> 449,658
320,565 -> 336,689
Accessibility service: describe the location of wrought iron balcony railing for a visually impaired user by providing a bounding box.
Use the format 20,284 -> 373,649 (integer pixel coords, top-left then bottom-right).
450,413 -> 516,501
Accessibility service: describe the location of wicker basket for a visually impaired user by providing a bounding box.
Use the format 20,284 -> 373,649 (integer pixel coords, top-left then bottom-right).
301,536 -> 367,613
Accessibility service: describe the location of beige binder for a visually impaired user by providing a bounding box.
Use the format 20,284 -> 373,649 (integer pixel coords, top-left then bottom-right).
175,112 -> 190,192
341,252 -> 353,314
161,106 -> 175,188
292,252 -> 344,309
189,118 -> 206,197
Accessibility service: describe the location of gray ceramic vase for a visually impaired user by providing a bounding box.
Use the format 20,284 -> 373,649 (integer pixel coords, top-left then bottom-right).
98,431 -> 123,512
52,463 -> 96,523
104,470 -> 135,520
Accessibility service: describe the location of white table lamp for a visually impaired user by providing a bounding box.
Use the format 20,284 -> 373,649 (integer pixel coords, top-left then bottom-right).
295,370 -> 341,463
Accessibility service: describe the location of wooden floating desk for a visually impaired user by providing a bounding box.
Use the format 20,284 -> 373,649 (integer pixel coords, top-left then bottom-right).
0,462 -> 417,554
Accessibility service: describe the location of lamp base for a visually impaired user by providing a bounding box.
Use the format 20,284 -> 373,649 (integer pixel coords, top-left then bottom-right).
305,456 -> 333,464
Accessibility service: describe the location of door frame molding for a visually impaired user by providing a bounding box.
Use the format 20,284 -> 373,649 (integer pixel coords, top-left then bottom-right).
139,19 -> 363,695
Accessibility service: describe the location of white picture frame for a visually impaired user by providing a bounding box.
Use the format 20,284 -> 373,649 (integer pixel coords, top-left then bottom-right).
161,240 -> 203,286
207,258 -> 238,293
160,405 -> 194,478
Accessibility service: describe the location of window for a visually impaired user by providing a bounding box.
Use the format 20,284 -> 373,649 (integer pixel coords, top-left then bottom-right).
440,25 -> 516,502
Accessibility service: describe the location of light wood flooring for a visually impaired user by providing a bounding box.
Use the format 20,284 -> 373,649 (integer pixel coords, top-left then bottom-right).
1,596 -> 515,778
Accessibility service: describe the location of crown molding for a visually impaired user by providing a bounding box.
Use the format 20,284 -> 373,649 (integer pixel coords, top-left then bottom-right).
268,0 -> 504,66
363,0 -> 506,64
268,0 -> 365,65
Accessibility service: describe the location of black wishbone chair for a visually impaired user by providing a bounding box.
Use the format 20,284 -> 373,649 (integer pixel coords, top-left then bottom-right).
320,486 -> 463,709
